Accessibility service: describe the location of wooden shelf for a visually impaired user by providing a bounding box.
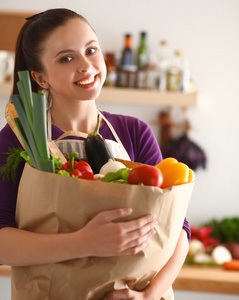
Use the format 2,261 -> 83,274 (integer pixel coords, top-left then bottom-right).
0,83 -> 198,107
99,87 -> 198,107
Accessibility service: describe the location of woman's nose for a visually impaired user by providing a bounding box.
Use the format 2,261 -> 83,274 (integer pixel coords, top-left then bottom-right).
77,57 -> 92,73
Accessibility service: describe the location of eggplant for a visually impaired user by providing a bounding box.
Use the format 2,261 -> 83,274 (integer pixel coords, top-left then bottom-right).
85,114 -> 115,174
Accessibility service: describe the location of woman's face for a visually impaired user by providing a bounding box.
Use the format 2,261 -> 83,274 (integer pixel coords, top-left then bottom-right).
35,18 -> 107,102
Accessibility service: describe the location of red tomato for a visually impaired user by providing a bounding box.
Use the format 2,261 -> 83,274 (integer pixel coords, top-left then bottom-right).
128,165 -> 163,188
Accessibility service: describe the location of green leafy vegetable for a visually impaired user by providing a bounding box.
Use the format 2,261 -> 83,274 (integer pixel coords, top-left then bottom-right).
11,70 -> 54,173
204,217 -> 239,243
57,170 -> 70,177
0,148 -> 25,183
51,154 -> 62,170
20,151 -> 32,166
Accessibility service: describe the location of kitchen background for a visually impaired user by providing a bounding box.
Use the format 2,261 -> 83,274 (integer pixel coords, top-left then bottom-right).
0,0 -> 238,299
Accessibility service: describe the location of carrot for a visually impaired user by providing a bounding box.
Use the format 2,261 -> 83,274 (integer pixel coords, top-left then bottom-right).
223,260 -> 239,270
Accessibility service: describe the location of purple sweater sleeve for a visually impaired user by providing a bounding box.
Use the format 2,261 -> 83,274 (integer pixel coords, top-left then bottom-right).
0,124 -> 24,229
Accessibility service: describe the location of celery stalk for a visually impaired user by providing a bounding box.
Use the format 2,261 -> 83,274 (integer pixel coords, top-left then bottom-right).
17,81 -> 33,131
32,92 -> 49,159
18,71 -> 33,109
14,117 -> 37,168
11,95 -> 40,169
11,70 -> 54,173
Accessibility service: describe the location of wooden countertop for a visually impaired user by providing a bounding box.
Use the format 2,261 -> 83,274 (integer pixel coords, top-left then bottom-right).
1,265 -> 239,295
173,265 -> 239,295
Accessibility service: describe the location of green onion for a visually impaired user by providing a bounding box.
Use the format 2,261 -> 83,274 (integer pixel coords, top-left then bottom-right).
11,70 -> 54,173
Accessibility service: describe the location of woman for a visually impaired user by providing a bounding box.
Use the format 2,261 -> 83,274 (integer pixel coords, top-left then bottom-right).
0,8 -> 190,299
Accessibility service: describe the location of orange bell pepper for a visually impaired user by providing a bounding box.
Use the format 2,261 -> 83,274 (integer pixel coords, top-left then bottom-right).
155,157 -> 195,188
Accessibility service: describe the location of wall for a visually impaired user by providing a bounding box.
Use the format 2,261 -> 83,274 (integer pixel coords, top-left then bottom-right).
0,1 -> 239,299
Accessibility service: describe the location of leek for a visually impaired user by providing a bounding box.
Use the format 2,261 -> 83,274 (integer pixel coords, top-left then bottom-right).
11,70 -> 54,173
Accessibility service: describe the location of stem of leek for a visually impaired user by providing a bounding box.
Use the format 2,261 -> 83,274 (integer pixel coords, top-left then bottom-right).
11,70 -> 54,173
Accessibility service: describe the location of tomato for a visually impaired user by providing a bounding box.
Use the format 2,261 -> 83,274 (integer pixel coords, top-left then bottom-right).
128,165 -> 163,188
156,157 -> 195,188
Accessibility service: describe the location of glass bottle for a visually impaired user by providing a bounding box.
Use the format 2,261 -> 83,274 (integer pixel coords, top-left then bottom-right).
116,34 -> 137,88
158,40 -> 169,91
137,32 -> 149,69
166,50 -> 182,91
136,32 -> 149,89
181,57 -> 191,93
121,34 -> 133,66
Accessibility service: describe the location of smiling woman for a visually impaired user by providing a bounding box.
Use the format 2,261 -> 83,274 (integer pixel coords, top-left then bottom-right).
0,8 -> 191,300
31,18 -> 106,106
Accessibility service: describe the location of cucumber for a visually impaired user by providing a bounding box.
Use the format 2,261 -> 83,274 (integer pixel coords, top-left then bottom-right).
85,114 -> 115,174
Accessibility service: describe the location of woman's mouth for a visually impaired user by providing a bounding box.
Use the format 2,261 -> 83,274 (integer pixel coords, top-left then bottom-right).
75,75 -> 96,86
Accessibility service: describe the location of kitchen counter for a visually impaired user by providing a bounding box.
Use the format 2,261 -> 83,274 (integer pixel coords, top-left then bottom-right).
1,265 -> 239,295
173,265 -> 239,295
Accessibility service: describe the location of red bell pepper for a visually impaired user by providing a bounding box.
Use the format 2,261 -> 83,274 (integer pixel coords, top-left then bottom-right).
57,152 -> 94,180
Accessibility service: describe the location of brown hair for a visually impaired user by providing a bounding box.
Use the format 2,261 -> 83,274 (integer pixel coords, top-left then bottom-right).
12,8 -> 90,95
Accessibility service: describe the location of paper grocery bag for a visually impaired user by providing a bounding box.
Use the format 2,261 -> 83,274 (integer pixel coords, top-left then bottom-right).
11,163 -> 194,300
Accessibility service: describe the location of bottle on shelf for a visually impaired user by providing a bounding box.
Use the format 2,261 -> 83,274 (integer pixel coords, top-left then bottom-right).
157,40 -> 169,91
116,33 -> 137,88
166,50 -> 183,91
136,31 -> 149,69
121,33 -> 133,66
146,57 -> 158,90
104,52 -> 117,87
136,31 -> 149,89
181,57 -> 191,93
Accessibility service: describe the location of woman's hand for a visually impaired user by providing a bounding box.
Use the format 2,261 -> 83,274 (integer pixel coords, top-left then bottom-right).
103,288 -> 148,300
77,208 -> 157,257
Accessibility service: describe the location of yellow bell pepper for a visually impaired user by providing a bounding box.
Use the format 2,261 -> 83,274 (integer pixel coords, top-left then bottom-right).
156,157 -> 195,188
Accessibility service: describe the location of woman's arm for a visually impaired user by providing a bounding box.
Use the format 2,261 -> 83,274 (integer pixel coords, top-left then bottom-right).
0,208 -> 157,267
103,229 -> 189,300
143,229 -> 189,299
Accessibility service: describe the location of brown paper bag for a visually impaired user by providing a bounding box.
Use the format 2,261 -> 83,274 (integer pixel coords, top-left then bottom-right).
11,163 -> 194,300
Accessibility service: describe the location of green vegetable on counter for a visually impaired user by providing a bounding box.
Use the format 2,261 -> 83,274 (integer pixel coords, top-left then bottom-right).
204,217 -> 239,243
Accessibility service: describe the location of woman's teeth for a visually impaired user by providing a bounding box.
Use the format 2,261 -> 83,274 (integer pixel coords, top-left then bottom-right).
76,76 -> 95,85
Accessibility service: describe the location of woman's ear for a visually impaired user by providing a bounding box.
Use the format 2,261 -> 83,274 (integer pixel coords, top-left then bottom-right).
31,71 -> 50,89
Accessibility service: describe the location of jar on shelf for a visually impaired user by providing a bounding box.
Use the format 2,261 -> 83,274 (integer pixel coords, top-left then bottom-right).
166,50 -> 182,91
116,65 -> 138,88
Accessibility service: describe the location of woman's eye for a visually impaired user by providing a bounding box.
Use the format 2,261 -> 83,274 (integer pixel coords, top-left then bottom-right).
60,56 -> 73,63
87,47 -> 97,55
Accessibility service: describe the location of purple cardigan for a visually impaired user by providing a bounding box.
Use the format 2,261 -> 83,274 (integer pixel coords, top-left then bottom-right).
0,111 -> 190,239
